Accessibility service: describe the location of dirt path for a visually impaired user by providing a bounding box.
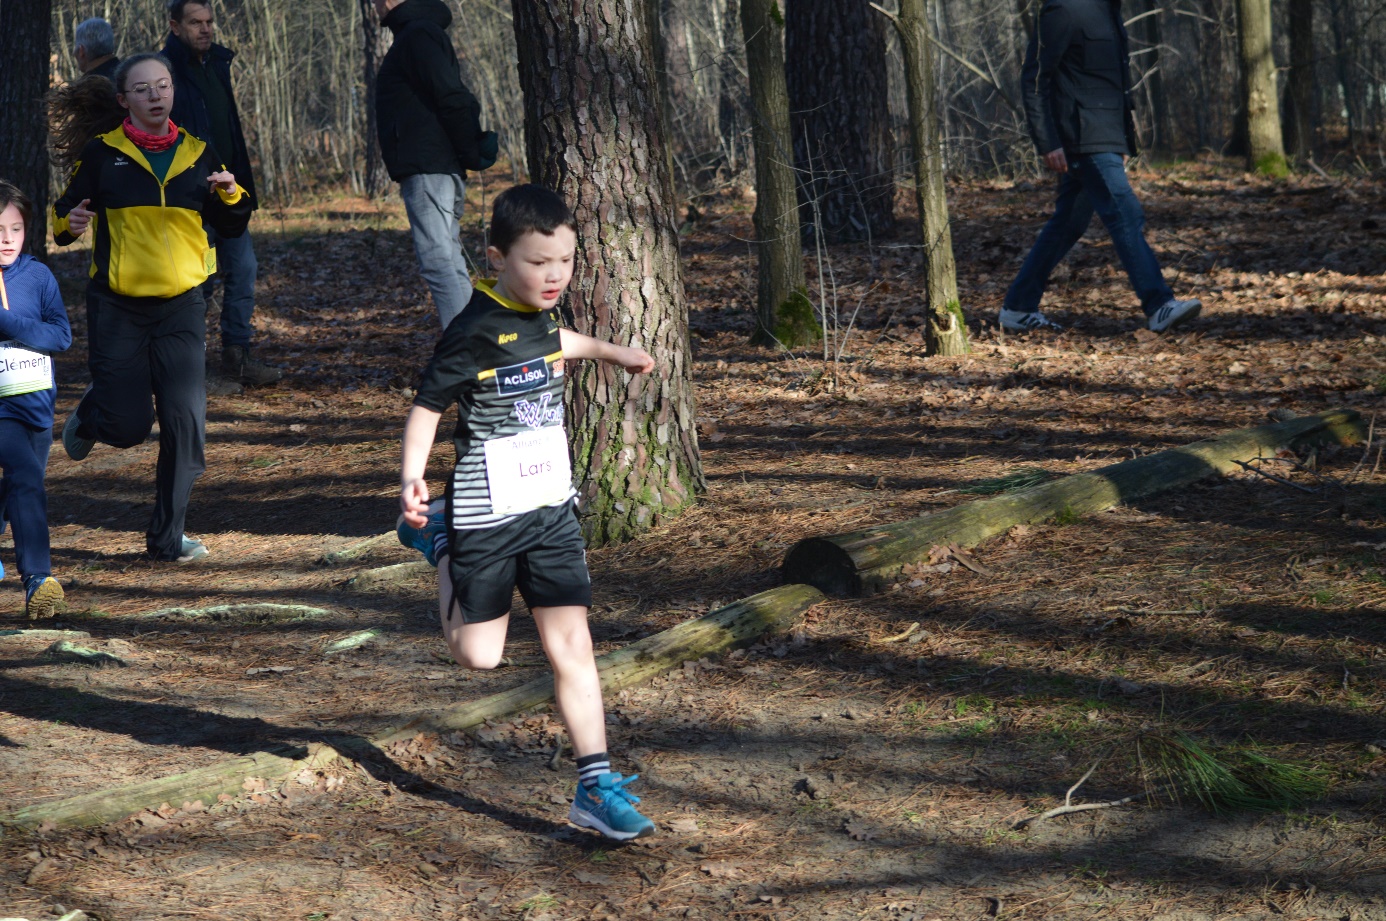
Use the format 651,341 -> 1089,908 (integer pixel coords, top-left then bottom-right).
2,163 -> 1385,920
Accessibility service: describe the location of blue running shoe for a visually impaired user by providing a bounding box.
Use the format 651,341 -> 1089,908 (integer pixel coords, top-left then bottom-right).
396,499 -> 446,567
25,576 -> 65,620
569,773 -> 656,841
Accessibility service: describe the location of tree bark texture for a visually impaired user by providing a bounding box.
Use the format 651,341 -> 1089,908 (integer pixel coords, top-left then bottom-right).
783,409 -> 1365,597
509,0 -> 704,545
359,0 -> 386,197
889,0 -> 969,357
1284,0 -> 1314,162
785,0 -> 894,244
0,0 -> 53,257
0,585 -> 824,832
740,0 -> 820,347
1235,0 -> 1287,175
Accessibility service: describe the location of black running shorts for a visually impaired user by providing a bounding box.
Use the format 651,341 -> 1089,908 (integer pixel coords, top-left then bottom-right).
442,502 -> 592,624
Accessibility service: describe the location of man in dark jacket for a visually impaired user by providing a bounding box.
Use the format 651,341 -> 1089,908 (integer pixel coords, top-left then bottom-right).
374,0 -> 498,331
1002,0 -> 1200,334
74,17 -> 120,82
163,0 -> 281,389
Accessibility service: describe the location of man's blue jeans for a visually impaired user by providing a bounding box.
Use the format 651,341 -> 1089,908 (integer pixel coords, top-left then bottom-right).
205,226 -> 258,349
1004,152 -> 1173,316
399,173 -> 473,330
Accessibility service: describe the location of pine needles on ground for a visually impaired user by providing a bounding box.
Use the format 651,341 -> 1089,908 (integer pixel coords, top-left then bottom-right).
955,467 -> 1055,495
1140,732 -> 1329,814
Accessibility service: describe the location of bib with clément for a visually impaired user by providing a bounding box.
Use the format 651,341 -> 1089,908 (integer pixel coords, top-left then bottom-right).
0,341 -> 54,397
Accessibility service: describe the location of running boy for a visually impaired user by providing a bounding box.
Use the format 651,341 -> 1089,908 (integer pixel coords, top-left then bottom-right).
397,184 -> 657,840
0,180 -> 72,618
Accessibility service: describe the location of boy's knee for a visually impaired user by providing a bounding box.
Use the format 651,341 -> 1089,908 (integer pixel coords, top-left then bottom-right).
452,648 -> 504,670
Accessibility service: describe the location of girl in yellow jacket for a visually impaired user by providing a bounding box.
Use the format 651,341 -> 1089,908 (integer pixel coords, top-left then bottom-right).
50,53 -> 251,563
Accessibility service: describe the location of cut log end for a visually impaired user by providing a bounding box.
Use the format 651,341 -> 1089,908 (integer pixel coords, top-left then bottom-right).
783,539 -> 861,597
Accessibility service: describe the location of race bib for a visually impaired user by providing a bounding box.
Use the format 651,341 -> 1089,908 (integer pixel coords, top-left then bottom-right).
483,425 -> 573,516
0,340 -> 54,398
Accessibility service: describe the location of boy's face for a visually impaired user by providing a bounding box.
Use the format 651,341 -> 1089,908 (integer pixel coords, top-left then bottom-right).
488,226 -> 577,312
0,203 -> 25,267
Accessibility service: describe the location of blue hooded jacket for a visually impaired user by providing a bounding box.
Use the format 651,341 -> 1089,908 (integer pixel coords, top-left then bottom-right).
0,254 -> 72,430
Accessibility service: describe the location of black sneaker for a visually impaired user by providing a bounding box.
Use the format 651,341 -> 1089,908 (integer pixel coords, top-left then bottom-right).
998,308 -> 1066,333
223,345 -> 283,387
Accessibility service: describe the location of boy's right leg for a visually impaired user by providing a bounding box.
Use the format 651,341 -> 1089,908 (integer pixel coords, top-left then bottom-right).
437,552 -> 511,669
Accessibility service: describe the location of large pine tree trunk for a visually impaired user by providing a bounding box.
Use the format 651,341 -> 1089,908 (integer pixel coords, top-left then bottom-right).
740,0 -> 820,348
0,0 -> 53,257
889,0 -> 969,357
1283,0 -> 1314,162
509,0 -> 703,545
1236,0 -> 1287,176
784,0 -> 894,244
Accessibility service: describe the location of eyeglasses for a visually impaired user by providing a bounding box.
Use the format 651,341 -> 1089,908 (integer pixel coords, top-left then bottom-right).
126,79 -> 173,98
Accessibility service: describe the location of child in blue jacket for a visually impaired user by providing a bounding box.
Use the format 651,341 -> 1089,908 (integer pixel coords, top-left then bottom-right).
0,180 -> 73,618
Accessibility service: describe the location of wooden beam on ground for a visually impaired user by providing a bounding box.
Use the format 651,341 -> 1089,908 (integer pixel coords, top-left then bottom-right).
0,584 -> 824,834
783,409 -> 1365,597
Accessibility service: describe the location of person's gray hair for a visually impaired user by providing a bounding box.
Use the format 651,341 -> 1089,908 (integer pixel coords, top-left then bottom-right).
75,17 -> 116,58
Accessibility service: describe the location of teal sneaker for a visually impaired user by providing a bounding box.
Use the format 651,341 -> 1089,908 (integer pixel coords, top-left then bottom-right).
177,535 -> 209,563
569,773 -> 656,841
62,387 -> 96,461
25,576 -> 64,620
396,500 -> 446,567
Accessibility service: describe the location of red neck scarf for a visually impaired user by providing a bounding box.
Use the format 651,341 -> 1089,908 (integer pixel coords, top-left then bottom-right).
122,118 -> 180,152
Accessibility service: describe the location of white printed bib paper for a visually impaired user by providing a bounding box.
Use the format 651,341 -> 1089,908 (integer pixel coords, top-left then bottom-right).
0,341 -> 54,398
483,425 -> 573,516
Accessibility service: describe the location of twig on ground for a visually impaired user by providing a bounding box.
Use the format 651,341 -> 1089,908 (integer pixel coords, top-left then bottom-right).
877,622 -> 920,644
1013,760 -> 1153,828
1233,459 -> 1318,494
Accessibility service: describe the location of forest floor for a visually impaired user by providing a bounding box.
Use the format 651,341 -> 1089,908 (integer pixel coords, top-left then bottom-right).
2,158 -> 1385,921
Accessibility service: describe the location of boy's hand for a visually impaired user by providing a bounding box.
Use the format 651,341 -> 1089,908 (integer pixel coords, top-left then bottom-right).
614,345 -> 654,374
400,478 -> 432,528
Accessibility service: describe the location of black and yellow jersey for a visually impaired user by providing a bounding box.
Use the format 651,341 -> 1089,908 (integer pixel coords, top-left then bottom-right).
52,127 -> 251,300
413,280 -> 575,530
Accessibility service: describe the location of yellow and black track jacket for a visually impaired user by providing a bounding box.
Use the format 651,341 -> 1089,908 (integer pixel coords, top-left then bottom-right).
52,128 -> 251,300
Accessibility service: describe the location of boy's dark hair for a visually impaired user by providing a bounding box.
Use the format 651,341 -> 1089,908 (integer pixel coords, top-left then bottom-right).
490,184 -> 577,254
0,180 -> 34,227
167,0 -> 211,21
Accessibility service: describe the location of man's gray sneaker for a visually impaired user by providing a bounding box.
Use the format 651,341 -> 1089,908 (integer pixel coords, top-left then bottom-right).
177,535 -> 209,563
62,391 -> 95,461
1147,298 -> 1202,333
999,308 -> 1066,333
223,345 -> 283,387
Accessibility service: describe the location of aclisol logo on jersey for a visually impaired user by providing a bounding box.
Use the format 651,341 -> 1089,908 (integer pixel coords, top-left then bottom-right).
496,358 -> 551,396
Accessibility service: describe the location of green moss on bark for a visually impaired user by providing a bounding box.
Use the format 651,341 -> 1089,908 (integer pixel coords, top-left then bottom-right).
1253,152 -> 1290,178
768,287 -> 821,348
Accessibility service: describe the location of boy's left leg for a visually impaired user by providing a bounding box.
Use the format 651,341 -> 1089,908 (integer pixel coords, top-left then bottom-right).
0,419 -> 63,618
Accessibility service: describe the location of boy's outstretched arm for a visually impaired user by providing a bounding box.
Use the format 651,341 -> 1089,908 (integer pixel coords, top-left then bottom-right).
400,405 -> 444,528
559,328 -> 655,374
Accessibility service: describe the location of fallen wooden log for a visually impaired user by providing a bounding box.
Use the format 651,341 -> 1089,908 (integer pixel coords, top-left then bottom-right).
376,583 -> 826,744
783,409 -> 1365,597
0,584 -> 824,833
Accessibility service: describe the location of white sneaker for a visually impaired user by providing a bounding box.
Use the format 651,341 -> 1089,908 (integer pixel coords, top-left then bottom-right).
177,535 -> 209,563
1147,298 -> 1202,332
998,308 -> 1066,333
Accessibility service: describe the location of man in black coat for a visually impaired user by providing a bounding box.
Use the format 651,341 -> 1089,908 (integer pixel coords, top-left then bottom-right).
74,17 -> 120,82
374,0 -> 498,331
1001,0 -> 1200,334
163,0 -> 281,389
